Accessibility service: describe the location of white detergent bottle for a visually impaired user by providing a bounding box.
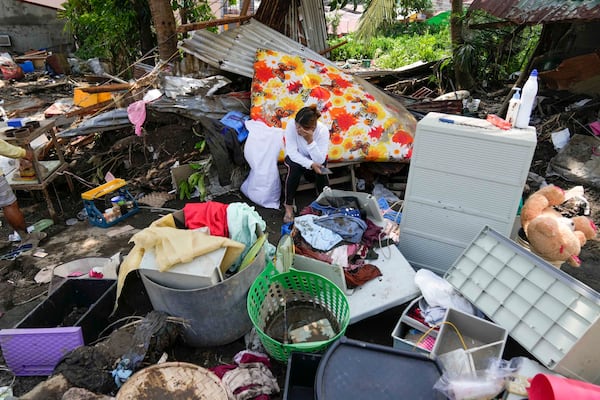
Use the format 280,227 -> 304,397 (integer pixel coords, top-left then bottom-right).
515,69 -> 538,128
505,87 -> 521,128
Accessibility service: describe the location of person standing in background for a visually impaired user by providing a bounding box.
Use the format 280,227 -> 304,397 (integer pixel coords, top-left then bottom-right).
0,139 -> 46,247
282,105 -> 330,223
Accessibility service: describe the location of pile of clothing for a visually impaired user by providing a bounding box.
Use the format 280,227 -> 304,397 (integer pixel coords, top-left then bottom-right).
292,195 -> 388,289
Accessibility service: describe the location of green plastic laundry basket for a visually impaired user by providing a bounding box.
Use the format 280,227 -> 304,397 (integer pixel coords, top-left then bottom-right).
247,262 -> 350,363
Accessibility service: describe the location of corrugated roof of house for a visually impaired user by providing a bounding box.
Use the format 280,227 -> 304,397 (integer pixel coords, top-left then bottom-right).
20,0 -> 65,10
469,0 -> 600,24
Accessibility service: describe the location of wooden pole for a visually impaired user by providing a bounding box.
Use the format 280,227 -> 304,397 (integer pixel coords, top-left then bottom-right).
240,0 -> 251,16
177,15 -> 252,33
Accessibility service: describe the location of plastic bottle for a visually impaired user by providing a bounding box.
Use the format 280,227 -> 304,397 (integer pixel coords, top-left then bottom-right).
515,69 -> 538,128
27,218 -> 54,233
505,87 -> 521,128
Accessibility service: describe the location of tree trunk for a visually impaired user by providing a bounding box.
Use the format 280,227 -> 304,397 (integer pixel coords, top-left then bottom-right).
148,0 -> 178,63
133,0 -> 155,65
451,0 -> 474,90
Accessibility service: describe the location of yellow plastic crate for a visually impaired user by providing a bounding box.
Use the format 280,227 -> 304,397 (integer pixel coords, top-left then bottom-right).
81,179 -> 127,200
73,87 -> 112,108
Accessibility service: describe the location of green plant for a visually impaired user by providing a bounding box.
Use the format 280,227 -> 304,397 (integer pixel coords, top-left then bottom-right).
178,139 -> 209,200
328,27 -> 451,68
178,158 -> 210,200
59,0 -> 142,76
171,0 -> 215,26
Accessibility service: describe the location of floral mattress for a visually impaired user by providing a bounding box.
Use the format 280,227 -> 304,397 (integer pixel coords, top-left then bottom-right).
250,49 -> 416,162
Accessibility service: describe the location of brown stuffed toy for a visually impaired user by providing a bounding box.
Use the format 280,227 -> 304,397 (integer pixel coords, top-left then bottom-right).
520,185 -> 597,267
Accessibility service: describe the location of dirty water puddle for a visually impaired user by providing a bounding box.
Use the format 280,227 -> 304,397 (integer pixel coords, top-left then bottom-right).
264,300 -> 340,344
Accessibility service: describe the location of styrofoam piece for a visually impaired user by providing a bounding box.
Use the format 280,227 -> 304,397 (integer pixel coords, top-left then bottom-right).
139,247 -> 225,290
398,111 -> 536,275
316,187 -> 386,227
431,308 -> 508,373
0,327 -> 83,376
293,245 -> 420,324
446,226 -> 600,384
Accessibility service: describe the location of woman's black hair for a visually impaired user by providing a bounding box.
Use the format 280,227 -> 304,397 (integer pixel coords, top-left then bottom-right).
295,105 -> 321,127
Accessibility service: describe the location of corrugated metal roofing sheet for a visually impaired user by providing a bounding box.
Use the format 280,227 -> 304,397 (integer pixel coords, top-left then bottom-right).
20,0 -> 64,10
178,18 -> 335,78
469,0 -> 600,24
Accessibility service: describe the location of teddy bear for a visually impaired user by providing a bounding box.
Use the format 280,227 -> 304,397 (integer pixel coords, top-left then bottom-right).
520,184 -> 597,267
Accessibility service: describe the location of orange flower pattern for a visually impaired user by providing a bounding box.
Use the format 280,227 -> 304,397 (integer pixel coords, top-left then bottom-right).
250,49 -> 415,162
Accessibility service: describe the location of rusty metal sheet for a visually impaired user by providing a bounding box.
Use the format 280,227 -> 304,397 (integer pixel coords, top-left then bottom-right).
469,0 -> 600,24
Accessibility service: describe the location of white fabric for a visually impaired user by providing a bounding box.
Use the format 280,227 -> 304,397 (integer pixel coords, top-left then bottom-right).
284,119 -> 329,169
241,120 -> 283,209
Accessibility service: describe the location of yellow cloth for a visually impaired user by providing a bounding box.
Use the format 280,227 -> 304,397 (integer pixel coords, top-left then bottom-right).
115,214 -> 245,307
0,139 -> 26,175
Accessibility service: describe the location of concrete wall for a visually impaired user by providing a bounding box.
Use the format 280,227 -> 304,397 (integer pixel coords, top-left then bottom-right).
0,0 -> 72,54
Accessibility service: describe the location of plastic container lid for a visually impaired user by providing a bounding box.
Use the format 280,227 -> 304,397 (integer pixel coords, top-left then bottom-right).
315,337 -> 445,399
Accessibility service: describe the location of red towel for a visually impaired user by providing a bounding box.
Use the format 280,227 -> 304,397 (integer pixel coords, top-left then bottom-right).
183,202 -> 229,237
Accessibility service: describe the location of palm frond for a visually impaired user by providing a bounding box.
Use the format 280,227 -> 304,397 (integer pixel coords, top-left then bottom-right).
355,0 -> 396,42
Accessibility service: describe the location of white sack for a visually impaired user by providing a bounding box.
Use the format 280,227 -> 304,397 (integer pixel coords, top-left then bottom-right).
241,120 -> 283,209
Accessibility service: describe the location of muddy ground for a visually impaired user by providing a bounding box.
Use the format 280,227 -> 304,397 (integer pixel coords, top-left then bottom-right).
0,77 -> 599,397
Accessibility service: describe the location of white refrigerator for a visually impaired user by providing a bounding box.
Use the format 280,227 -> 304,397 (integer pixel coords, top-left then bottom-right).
398,112 -> 537,275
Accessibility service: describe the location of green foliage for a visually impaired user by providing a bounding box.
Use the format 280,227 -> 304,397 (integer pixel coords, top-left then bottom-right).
328,25 -> 451,68
59,0 -> 216,74
329,8 -> 540,88
396,0 -> 432,17
59,0 -> 140,74
354,0 -> 432,40
171,0 -> 216,25
178,158 -> 210,201
450,10 -> 542,87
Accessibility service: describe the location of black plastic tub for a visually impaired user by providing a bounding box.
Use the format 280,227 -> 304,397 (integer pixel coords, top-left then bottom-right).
16,279 -> 117,344
283,352 -> 322,400
315,336 -> 446,399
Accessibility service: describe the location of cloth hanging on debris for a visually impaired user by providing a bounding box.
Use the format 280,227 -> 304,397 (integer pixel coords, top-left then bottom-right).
198,115 -> 245,186
127,100 -> 147,136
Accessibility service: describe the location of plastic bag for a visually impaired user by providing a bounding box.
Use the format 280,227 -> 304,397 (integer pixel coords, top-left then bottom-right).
0,57 -> 24,80
434,358 -> 517,400
414,269 -> 475,316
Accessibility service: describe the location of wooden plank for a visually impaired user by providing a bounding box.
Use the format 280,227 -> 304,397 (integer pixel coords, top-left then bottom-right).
177,15 -> 252,33
79,84 -> 132,93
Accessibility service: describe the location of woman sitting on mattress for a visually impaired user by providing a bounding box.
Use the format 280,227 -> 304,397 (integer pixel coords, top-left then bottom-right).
282,105 -> 330,223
